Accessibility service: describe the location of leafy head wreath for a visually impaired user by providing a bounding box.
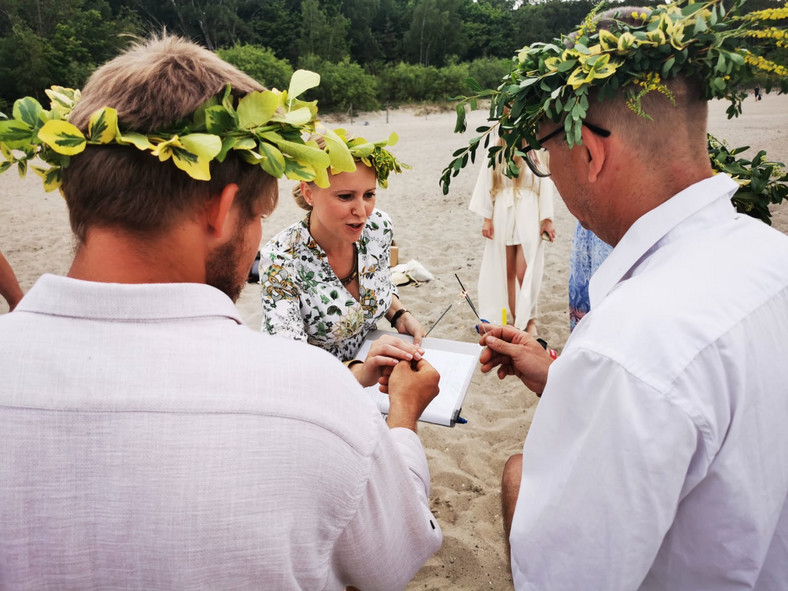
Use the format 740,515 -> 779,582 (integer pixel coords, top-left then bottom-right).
318,127 -> 409,189
440,0 -> 788,194
0,70 -> 357,193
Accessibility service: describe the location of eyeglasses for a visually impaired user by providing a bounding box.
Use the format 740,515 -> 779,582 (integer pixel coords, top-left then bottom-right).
522,122 -> 611,178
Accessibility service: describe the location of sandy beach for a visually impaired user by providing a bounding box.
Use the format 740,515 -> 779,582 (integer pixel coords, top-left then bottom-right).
1,93 -> 786,589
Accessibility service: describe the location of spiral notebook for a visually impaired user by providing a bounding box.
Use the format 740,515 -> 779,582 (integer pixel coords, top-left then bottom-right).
357,330 -> 481,427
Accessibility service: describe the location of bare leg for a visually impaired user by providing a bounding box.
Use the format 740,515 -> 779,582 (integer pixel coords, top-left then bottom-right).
506,244 -> 528,327
505,245 -> 517,324
502,453 -> 523,552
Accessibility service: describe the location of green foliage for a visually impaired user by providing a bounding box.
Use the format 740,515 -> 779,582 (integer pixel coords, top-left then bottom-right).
216,45 -> 294,91
298,55 -> 379,112
298,0 -> 351,62
466,57 -> 512,91
378,62 -> 440,103
0,0 -> 138,111
404,0 -> 466,67
0,73 -> 348,190
708,135 -> 788,225
440,0 -> 788,194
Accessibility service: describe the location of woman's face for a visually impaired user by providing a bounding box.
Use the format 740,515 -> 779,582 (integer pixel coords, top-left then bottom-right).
304,164 -> 377,244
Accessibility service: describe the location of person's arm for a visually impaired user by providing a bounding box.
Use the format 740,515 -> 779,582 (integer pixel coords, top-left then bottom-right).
469,163 -> 494,219
0,252 -> 23,311
478,324 -> 554,394
538,175 -> 556,223
540,218 -> 556,242
331,360 -> 442,589
482,217 -> 494,239
386,297 -> 426,346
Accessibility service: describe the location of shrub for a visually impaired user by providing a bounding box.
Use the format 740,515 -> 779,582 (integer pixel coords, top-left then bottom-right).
216,44 -> 293,91
298,55 -> 378,112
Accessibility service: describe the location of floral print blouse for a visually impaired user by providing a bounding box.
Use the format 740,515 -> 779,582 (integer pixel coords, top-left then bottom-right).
260,208 -> 397,361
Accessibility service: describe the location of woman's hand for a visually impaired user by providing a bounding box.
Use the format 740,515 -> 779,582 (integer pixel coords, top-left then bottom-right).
482,218 -> 494,240
540,218 -> 556,242
352,334 -> 424,389
395,310 -> 426,347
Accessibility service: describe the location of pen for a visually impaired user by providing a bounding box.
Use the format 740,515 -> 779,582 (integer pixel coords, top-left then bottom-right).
411,304 -> 452,370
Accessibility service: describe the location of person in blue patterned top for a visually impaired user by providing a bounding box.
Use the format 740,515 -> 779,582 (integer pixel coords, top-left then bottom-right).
260,142 -> 426,389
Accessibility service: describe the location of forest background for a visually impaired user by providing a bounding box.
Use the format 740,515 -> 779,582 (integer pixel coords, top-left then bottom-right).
1,0 -> 785,115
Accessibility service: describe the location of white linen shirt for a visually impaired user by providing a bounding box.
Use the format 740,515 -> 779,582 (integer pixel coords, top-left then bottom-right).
0,275 -> 441,590
510,174 -> 788,590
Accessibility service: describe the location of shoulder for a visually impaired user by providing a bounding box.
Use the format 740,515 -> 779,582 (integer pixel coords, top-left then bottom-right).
574,218 -> 788,390
261,219 -> 312,267
367,208 -> 393,229
216,327 -> 387,454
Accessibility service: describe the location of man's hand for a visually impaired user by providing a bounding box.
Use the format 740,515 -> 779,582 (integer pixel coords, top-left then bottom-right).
386,359 -> 440,432
478,325 -> 553,394
354,335 -> 424,389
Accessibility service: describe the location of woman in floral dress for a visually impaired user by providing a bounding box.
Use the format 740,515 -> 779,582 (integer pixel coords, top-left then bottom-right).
260,134 -> 425,388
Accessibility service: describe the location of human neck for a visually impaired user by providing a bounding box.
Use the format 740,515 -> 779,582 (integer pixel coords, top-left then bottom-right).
306,212 -> 355,257
600,158 -> 713,246
68,225 -> 207,285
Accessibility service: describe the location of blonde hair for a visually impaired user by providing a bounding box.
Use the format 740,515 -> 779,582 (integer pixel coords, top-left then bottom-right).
489,138 -> 541,197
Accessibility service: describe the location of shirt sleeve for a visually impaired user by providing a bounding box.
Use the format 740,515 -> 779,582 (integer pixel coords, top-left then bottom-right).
331,425 -> 442,590
259,240 -> 309,342
510,347 -> 699,590
538,176 -> 555,222
469,163 -> 494,219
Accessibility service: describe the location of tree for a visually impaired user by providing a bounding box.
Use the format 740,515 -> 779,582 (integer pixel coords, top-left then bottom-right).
297,0 -> 350,62
404,0 -> 466,67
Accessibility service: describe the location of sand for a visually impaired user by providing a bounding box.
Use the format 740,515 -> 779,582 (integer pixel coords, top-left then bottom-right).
1,93 -> 786,589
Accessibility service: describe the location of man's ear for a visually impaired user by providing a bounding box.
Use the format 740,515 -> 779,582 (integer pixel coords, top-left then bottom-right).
205,183 -> 240,239
581,125 -> 607,183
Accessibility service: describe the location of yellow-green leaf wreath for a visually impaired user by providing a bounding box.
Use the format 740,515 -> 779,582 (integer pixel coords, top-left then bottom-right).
0,71 -> 355,192
440,0 -> 788,194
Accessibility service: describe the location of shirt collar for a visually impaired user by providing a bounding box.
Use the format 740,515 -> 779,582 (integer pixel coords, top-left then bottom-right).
17,274 -> 244,324
590,174 -> 739,306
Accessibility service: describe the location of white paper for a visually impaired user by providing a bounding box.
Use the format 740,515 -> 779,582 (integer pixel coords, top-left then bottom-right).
357,330 -> 481,427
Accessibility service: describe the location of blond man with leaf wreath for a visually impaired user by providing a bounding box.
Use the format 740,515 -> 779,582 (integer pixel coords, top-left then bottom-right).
0,34 -> 442,590
444,0 -> 788,588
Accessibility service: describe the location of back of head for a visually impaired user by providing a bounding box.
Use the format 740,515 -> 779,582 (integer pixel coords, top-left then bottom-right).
585,7 -> 709,168
62,34 -> 276,242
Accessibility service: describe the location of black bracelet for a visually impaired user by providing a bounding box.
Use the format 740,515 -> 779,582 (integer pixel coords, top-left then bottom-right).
389,308 -> 408,328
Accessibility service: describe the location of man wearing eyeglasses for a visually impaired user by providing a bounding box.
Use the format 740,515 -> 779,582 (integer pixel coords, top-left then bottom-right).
478,10 -> 788,591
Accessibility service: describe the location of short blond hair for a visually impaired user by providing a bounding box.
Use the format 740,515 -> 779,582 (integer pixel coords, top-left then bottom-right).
62,34 -> 277,242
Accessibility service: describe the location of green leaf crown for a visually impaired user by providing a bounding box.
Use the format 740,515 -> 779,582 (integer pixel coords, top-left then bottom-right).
0,70 -> 360,192
327,128 -> 409,189
441,0 -> 788,193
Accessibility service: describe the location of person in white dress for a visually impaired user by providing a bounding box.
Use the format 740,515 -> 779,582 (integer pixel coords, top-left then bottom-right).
469,146 -> 556,334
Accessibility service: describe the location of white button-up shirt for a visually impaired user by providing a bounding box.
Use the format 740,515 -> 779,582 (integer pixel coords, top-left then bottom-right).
0,275 -> 441,590
511,174 -> 788,590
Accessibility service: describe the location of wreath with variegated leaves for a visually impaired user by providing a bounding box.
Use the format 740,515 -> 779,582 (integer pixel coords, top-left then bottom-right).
440,0 -> 788,194
329,128 -> 409,188
0,70 -> 355,192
